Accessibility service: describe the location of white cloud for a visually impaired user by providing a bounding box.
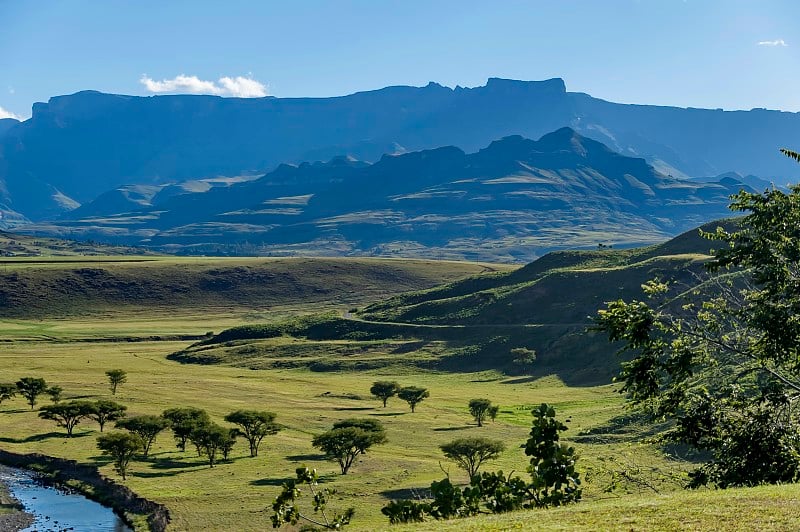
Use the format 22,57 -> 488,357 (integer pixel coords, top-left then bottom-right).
758,39 -> 788,47
0,106 -> 21,120
139,74 -> 268,97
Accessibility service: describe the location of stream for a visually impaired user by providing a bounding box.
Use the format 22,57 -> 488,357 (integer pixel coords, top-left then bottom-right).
0,466 -> 131,532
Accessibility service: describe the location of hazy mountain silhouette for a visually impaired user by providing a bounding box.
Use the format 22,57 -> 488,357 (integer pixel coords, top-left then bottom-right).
1,78 -> 798,222
25,128 -> 750,262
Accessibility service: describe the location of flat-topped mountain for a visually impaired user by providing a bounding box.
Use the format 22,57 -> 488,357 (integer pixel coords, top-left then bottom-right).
1,77 -> 798,223
23,128 -> 749,262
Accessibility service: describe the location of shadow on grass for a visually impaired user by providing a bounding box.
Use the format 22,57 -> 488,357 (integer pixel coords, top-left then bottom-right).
252,473 -> 336,487
432,426 -> 472,432
500,376 -> 538,385
380,487 -> 430,500
332,406 -> 373,412
0,431 -> 92,443
369,412 -> 405,417
285,453 -> 327,462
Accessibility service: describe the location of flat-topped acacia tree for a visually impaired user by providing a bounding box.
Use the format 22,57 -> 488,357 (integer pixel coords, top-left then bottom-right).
116,415 -> 169,457
16,377 -> 47,410
398,386 -> 429,413
370,381 -> 401,407
224,410 -> 280,457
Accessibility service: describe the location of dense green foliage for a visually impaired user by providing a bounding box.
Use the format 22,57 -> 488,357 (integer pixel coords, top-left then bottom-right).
224,410 -> 280,457
370,380 -> 401,407
116,415 -> 169,457
0,383 -> 16,405
85,400 -> 127,432
16,377 -> 47,409
163,407 -> 211,451
38,401 -> 92,436
467,398 -> 496,427
440,437 -> 505,477
382,404 -> 581,524
398,386 -> 430,413
312,420 -> 387,475
96,432 -> 143,480
190,423 -> 238,467
46,385 -> 63,404
596,184 -> 800,488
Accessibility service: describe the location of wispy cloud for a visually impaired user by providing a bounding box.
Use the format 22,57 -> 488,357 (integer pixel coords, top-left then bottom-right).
758,39 -> 788,47
139,74 -> 268,97
0,105 -> 21,120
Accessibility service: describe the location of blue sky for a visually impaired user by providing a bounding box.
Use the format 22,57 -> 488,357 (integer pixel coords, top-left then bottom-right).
1,0 -> 799,119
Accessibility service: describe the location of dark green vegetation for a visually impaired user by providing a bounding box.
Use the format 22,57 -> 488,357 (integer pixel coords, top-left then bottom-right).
0,256 -> 505,320
3,78 -> 800,225
596,183 -> 800,489
176,222 -> 726,385
20,129 -> 748,262
312,418 -> 388,475
383,404 -> 580,525
0,229 -> 153,256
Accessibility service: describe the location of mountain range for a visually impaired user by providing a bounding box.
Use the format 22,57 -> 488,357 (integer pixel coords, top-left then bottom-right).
19,127 -> 749,262
1,77 -> 799,227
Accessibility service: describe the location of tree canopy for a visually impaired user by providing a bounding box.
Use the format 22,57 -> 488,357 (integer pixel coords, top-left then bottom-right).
224,410 -> 280,458
116,415 -> 169,457
312,419 -> 387,475
398,386 -> 429,413
370,381 -> 401,407
440,437 -> 505,478
595,183 -> 800,488
16,377 -> 47,409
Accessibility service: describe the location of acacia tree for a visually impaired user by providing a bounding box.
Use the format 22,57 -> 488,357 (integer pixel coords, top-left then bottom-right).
97,432 -> 142,480
17,377 -> 47,409
105,369 -> 127,395
163,407 -> 210,451
595,173 -> 800,488
0,383 -> 16,405
370,381 -> 401,407
272,467 -> 355,529
440,437 -> 505,478
312,419 -> 387,474
86,400 -> 127,432
398,386 -> 429,413
190,423 -> 237,467
39,401 -> 92,437
116,415 -> 169,457
46,386 -> 64,404
468,399 -> 496,427
224,410 -> 280,457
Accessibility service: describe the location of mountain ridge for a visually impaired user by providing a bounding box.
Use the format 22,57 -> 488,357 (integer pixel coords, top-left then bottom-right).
1,77 -> 798,222
20,128 -> 750,262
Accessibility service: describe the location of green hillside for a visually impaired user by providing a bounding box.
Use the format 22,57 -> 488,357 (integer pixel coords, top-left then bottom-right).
178,221 -> 733,385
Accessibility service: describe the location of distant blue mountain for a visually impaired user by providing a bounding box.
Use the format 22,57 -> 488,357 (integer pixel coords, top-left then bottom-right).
22,128 -> 752,262
1,78 -> 799,222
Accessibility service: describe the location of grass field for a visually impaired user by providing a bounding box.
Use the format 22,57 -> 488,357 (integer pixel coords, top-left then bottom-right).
1,252 -> 798,531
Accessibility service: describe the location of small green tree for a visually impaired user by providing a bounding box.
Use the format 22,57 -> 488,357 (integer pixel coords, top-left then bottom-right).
312,420 -> 387,475
38,401 -> 92,437
370,381 -> 401,407
16,377 -> 47,410
105,369 -> 127,395
510,347 -> 537,373
163,407 -> 210,451
468,398 -> 496,427
272,467 -> 355,529
46,385 -> 63,404
440,437 -> 505,478
97,432 -> 142,480
488,405 -> 499,422
398,386 -> 429,413
190,423 -> 237,467
116,415 -> 169,457
0,383 -> 17,405
224,410 -> 280,458
85,400 -> 127,432
526,404 -> 581,506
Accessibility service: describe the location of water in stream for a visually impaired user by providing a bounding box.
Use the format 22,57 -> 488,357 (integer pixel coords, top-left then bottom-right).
0,467 -> 131,532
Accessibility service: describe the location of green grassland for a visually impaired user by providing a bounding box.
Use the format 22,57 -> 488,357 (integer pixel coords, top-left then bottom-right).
2,229 -> 798,530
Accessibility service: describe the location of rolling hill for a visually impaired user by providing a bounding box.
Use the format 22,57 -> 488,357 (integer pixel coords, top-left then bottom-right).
20,128 -> 748,262
173,221 -> 726,385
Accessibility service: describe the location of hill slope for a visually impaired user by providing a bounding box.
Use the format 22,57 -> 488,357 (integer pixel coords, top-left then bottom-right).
176,222 -> 726,384
21,129 -> 747,262
2,77 -> 799,221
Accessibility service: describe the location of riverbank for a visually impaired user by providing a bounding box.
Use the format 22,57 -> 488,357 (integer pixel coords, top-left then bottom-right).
0,449 -> 169,531
0,465 -> 34,532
